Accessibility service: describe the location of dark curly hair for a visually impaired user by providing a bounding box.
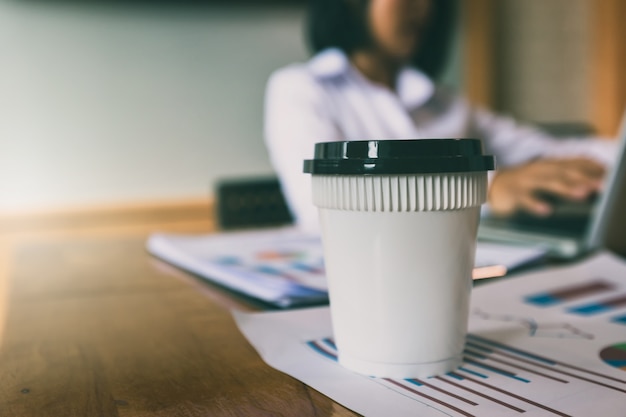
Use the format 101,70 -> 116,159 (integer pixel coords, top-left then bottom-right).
306,0 -> 458,81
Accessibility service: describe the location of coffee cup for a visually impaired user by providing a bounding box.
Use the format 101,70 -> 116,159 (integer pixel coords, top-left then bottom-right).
304,139 -> 495,378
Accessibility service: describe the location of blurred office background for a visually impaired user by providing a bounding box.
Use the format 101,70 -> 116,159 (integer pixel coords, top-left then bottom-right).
1,0 -> 624,215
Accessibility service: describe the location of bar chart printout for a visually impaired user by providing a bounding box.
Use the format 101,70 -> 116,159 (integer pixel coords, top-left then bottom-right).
234,252 -> 626,417
306,334 -> 626,417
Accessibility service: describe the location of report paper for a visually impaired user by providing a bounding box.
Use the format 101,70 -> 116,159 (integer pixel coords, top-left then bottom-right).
234,251 -> 626,417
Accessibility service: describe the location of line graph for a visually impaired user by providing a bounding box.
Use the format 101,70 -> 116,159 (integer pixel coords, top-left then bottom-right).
472,309 -> 594,339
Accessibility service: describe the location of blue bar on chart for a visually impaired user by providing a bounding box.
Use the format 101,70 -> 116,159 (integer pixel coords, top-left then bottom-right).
611,315 -> 626,325
567,294 -> 626,316
524,280 -> 615,307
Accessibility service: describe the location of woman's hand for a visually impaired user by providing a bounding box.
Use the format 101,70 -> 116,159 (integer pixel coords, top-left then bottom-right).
488,158 -> 606,217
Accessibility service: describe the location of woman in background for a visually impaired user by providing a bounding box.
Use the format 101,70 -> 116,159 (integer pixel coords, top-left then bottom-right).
264,0 -> 616,232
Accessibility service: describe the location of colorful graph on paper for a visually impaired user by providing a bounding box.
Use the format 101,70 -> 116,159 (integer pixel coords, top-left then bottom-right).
524,280 -> 616,306
147,230 -> 330,308
307,334 -> 626,417
211,239 -> 326,291
600,343 -> 626,372
524,278 -> 626,322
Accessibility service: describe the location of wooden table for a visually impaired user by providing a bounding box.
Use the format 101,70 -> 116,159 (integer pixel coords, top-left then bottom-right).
0,201 -> 356,416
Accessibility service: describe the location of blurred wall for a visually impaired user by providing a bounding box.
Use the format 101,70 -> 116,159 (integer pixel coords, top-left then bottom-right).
0,2 -> 308,212
0,1 -> 463,213
493,0 -> 591,125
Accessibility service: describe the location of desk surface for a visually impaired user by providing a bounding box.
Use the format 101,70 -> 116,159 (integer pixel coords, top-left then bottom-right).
0,202 -> 356,416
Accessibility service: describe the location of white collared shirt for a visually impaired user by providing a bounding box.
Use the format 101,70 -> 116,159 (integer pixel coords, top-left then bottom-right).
264,48 -> 617,232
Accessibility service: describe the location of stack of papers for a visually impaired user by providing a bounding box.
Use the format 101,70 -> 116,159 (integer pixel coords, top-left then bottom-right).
147,227 -> 546,308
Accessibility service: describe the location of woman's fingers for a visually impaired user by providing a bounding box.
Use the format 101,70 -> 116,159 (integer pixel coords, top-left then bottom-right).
517,193 -> 553,216
488,158 -> 607,216
537,159 -> 605,200
537,175 -> 595,200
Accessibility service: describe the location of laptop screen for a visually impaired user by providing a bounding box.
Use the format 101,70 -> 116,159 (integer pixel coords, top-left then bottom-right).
585,111 -> 626,255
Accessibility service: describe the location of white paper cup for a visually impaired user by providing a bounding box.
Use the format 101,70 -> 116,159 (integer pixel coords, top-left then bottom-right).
304,139 -> 494,378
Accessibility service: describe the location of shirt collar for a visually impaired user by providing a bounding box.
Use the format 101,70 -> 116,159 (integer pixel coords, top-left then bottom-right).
308,48 -> 435,109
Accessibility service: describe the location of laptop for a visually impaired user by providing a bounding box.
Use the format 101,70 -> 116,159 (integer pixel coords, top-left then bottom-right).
478,112 -> 626,259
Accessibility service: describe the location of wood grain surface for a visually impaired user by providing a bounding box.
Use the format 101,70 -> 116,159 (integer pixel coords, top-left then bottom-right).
0,201 -> 356,416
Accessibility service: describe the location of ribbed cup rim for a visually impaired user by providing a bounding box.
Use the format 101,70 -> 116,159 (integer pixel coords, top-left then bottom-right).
311,172 -> 488,212
303,139 -> 495,175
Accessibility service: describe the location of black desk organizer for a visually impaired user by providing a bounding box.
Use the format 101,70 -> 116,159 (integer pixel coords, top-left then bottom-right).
215,177 -> 294,230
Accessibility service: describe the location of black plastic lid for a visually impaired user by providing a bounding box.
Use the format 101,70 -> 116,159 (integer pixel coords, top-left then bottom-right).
303,139 -> 495,175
